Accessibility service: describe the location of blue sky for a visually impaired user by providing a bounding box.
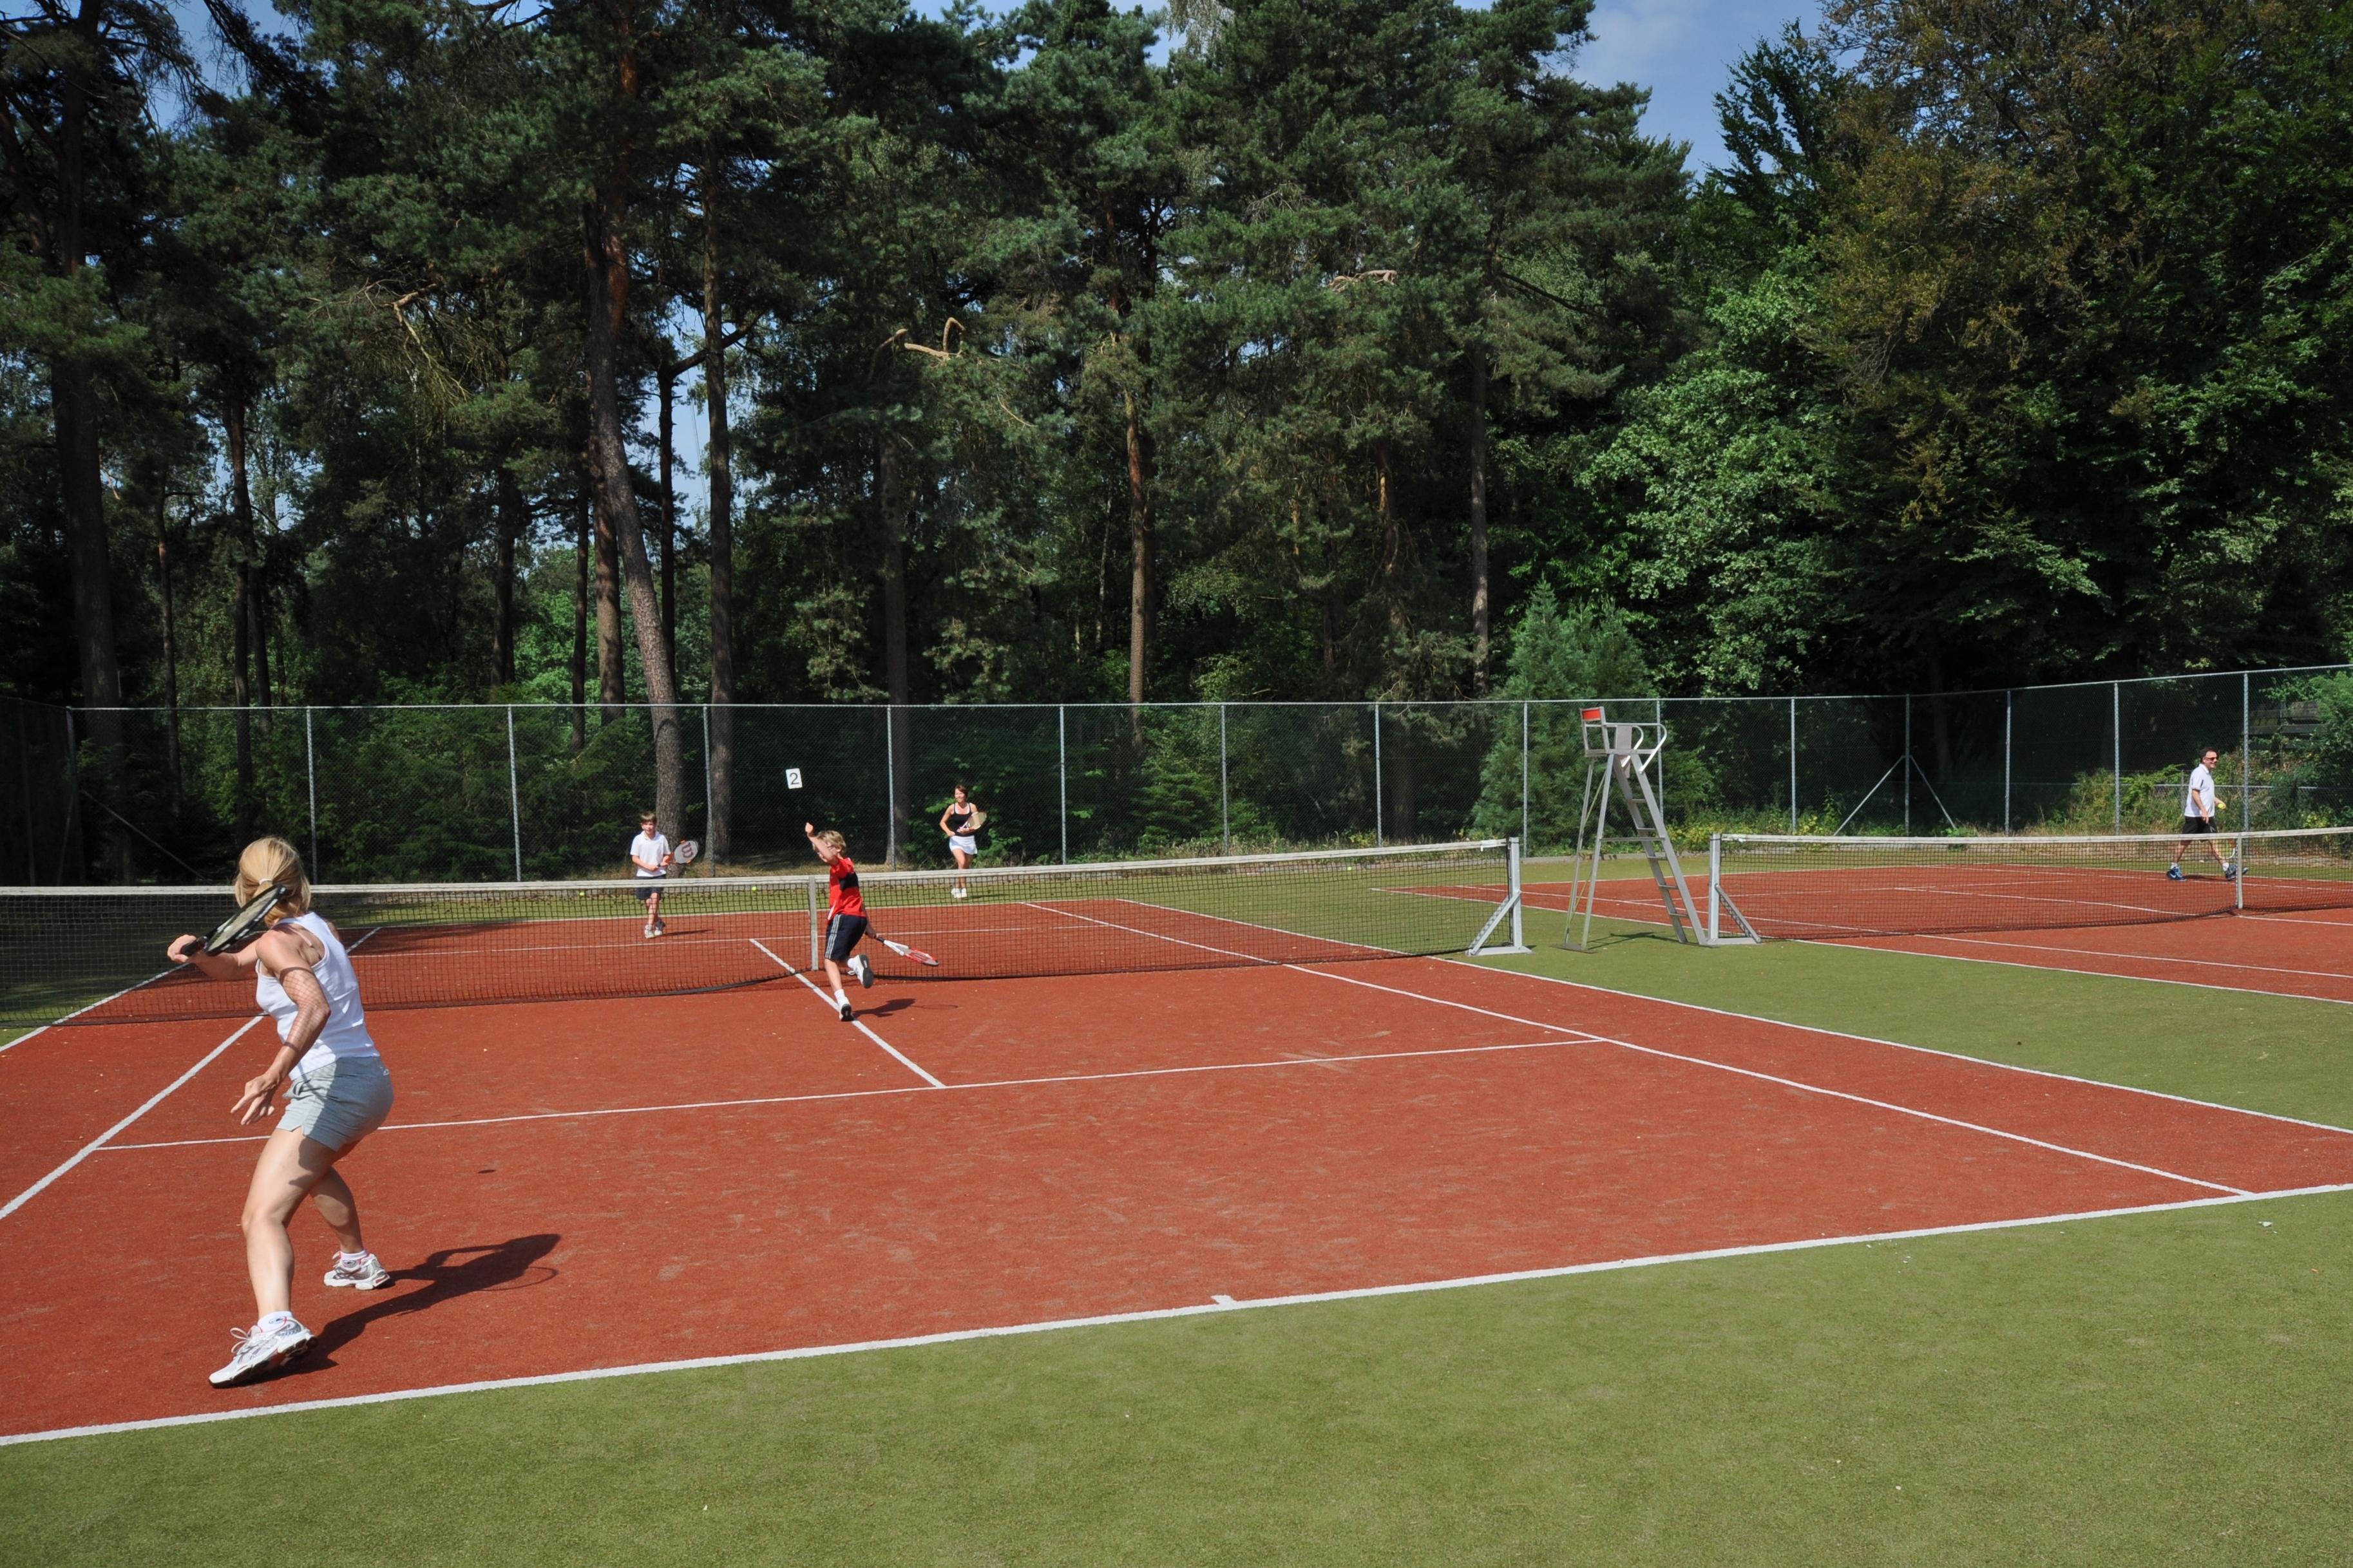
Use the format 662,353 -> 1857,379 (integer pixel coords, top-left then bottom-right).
1572,0 -> 1822,170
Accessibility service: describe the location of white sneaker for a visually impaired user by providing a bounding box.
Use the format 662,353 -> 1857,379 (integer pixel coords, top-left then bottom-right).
850,954 -> 873,989
323,1252 -> 392,1290
951,886 -> 967,900
209,1317 -> 314,1388
652,919 -> 667,936
836,996 -> 853,1022
643,925 -> 658,939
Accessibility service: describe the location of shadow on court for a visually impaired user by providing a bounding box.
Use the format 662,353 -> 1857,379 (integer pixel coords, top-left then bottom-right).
296,1233 -> 563,1368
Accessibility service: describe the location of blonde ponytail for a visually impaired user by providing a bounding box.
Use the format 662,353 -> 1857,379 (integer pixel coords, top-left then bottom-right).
234,836 -> 313,920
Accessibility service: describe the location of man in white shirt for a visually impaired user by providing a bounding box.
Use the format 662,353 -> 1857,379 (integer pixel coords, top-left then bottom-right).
2169,748 -> 2236,882
629,810 -> 672,937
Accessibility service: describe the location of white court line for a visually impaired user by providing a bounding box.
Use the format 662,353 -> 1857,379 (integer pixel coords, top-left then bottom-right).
1024,902 -> 2277,1196
1291,965 -> 2249,1196
1792,938 -> 2353,1011
2,965 -> 186,1052
10,1179 -> 2351,1449
1447,954 -> 2353,1137
1864,929 -> 2353,986
0,1016 -> 266,1222
97,1034 -> 1601,1152
750,939 -> 946,1089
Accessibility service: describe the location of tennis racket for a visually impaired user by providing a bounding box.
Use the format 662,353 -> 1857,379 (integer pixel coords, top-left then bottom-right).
204,885 -> 287,955
671,839 -> 700,867
964,808 -> 987,834
878,936 -> 938,968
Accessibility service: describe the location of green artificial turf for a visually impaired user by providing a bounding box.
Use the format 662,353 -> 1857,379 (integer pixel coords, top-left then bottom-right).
6,893 -> 2350,1565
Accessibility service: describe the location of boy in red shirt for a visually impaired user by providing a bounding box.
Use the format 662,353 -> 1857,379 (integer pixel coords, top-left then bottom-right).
805,822 -> 873,1021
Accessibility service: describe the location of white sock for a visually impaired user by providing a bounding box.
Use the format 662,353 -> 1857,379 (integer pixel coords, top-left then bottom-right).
338,1250 -> 369,1266
256,1310 -> 299,1333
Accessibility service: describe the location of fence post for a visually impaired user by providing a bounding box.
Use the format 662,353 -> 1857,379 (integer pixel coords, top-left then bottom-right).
2112,681 -> 2122,831
60,708 -> 78,883
15,703 -> 36,883
1218,703 -> 1230,854
305,707 -> 318,878
2003,690 -> 2013,833
1520,701 -> 1530,851
1787,696 -> 1798,833
506,705 -> 522,882
1057,703 -> 1068,864
1655,696 -> 1667,822
1373,701 -> 1384,847
2242,670 -> 2252,826
1903,695 -> 1912,834
883,705 -> 897,868
701,705 -> 712,845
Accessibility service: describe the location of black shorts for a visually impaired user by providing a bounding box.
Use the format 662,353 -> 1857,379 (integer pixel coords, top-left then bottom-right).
634,878 -> 665,901
2179,815 -> 2213,836
826,914 -> 869,963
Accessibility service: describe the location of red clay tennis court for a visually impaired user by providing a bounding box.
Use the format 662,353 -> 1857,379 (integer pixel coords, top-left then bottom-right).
1512,829 -> 2353,1005
7,856 -> 2353,1445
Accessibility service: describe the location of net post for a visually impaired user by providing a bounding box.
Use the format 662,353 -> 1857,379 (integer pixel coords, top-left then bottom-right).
2112,681 -> 2122,830
701,704 -> 712,851
1903,695 -> 1912,833
807,877 -> 821,970
305,707 -> 318,878
1219,702 -> 1230,854
1058,704 -> 1069,865
1787,696 -> 1798,833
2003,690 -> 2014,832
1372,701 -> 1384,847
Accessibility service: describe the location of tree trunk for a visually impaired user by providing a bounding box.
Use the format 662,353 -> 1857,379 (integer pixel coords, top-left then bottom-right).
1468,345 -> 1491,695
53,0 -> 122,760
231,556 -> 252,847
250,551 -> 274,714
1387,709 -> 1417,842
493,459 -> 524,688
701,195 -> 735,862
227,394 -> 255,843
1124,392 -> 1154,716
584,168 -> 686,839
591,428 -> 625,721
877,431 -> 911,864
154,482 -> 182,816
658,363 -> 677,681
571,483 -> 588,757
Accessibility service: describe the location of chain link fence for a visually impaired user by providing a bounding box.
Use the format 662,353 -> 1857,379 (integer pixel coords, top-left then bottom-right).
8,663 -> 2350,884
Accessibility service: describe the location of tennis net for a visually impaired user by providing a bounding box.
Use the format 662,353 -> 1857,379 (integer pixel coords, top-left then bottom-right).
1708,827 -> 2353,941
1,839 -> 1522,1029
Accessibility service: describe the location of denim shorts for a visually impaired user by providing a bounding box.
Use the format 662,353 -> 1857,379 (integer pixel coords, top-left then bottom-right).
281,1054 -> 395,1151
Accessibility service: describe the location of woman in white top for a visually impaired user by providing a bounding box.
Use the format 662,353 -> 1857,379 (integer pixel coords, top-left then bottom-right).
169,836 -> 398,1388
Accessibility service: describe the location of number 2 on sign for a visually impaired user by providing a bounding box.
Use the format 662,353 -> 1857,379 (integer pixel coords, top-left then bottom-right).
785,768 -> 804,789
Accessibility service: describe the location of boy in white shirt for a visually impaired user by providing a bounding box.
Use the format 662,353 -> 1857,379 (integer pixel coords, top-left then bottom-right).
2169,748 -> 2236,882
629,810 -> 672,937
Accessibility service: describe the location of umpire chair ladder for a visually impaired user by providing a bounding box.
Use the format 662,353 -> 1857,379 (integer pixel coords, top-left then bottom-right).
1561,708 -> 1711,951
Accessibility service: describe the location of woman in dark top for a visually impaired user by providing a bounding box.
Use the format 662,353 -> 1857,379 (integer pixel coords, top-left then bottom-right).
938,782 -> 981,899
